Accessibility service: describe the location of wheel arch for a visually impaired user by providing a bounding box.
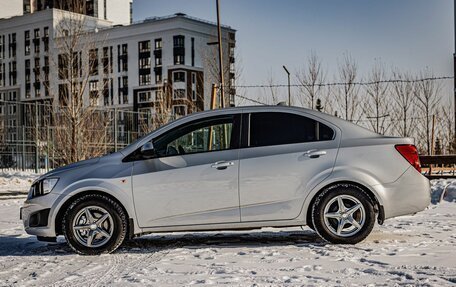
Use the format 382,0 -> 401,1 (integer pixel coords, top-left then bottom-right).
304,180 -> 385,226
54,190 -> 134,237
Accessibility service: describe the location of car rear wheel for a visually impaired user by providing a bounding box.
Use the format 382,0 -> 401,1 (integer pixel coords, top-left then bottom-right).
62,194 -> 128,255
311,184 -> 376,244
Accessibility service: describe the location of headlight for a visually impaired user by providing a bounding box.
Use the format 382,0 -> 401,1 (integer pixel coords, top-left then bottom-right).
28,178 -> 59,199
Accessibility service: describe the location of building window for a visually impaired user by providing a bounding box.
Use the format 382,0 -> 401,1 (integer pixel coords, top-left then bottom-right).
173,35 -> 185,65
138,91 -> 152,103
0,64 -> 3,87
174,55 -> 184,65
33,29 -> 40,54
191,37 -> 195,66
191,72 -> 197,101
174,35 -> 185,47
138,108 -> 153,123
0,35 -> 4,59
155,57 -> 162,66
129,1 -> 133,24
173,89 -> 186,99
139,41 -> 150,52
43,27 -> 49,52
89,48 -> 99,76
24,30 -> 30,55
58,54 -> 68,79
155,38 -> 162,50
172,105 -> 187,117
103,0 -> 107,19
155,73 -> 162,84
89,80 -> 99,99
139,57 -> 150,69
118,44 -> 128,72
9,33 -> 17,58
10,61 -> 17,85
139,74 -> 151,86
173,71 -> 186,83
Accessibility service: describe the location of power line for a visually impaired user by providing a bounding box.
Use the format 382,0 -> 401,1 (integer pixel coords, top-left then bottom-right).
228,76 -> 454,89
234,94 -> 267,105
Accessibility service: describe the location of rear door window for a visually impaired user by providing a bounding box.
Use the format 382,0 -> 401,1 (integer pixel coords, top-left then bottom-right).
249,112 -> 334,148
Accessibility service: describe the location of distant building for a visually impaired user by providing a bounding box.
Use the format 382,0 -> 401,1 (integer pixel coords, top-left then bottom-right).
0,0 -> 23,19
23,0 -> 133,25
0,7 -> 236,144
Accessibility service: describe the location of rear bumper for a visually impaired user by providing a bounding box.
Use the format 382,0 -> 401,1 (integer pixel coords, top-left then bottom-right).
372,167 -> 431,219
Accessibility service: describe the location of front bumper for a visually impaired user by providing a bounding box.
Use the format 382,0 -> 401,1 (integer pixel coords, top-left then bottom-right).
22,193 -> 60,237
373,166 -> 431,219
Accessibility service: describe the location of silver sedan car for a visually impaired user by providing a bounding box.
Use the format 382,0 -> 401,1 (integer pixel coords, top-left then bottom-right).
21,106 -> 430,255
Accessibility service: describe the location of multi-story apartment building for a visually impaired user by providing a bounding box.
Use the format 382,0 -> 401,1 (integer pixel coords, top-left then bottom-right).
0,0 -> 133,25
0,8 -> 236,145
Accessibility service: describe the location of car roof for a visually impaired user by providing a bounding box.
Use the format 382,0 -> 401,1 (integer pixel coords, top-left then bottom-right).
119,105 -> 382,156
188,105 -> 381,139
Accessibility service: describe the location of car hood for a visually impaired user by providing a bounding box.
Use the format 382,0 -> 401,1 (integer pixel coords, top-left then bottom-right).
43,157 -> 101,178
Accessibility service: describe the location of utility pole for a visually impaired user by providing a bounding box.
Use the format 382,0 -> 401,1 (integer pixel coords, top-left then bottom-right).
216,0 -> 225,108
454,0 -> 456,142
283,65 -> 291,106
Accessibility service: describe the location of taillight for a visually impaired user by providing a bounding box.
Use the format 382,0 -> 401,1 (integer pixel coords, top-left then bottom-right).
395,144 -> 421,173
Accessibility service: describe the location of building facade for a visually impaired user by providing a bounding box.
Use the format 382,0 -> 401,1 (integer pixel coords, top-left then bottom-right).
0,8 -> 236,147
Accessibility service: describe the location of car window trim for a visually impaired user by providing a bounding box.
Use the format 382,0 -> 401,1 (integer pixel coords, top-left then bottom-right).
244,111 -> 336,149
123,113 -> 242,162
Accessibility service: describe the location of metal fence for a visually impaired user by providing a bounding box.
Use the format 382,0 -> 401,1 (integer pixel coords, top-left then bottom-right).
0,100 -> 169,173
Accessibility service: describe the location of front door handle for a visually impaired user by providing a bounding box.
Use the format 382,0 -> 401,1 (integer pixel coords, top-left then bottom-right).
211,161 -> 235,170
304,149 -> 327,159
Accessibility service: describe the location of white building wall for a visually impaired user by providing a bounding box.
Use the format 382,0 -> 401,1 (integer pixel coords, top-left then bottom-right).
0,0 -> 23,19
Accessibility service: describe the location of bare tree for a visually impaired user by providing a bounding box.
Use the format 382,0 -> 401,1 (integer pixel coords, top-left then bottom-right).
260,69 -> 280,105
47,6 -> 110,164
334,53 -> 361,122
390,69 -> 416,138
362,60 -> 391,134
414,69 -> 442,154
296,51 -> 326,109
439,99 -> 455,154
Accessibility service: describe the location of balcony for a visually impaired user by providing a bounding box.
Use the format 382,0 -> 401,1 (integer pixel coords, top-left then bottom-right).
119,87 -> 128,95
153,49 -> 162,58
139,68 -> 151,75
139,51 -> 150,58
153,66 -> 162,74
173,47 -> 185,56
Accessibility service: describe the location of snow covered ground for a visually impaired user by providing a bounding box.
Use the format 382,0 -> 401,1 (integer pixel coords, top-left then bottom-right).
0,171 -> 455,286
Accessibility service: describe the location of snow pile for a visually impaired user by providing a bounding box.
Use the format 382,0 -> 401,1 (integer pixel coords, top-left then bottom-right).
0,170 -> 39,193
430,179 -> 456,204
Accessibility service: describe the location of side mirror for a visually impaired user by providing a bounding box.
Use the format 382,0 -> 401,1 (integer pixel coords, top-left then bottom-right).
140,142 -> 155,158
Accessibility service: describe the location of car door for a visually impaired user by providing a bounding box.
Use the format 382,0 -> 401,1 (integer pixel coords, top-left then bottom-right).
239,111 -> 339,222
131,114 -> 242,228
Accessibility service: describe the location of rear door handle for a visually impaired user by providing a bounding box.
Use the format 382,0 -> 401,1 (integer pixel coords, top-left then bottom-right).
304,149 -> 327,158
211,161 -> 235,170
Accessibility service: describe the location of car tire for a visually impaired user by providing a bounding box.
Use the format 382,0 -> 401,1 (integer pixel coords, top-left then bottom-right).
311,184 -> 376,244
62,194 -> 128,255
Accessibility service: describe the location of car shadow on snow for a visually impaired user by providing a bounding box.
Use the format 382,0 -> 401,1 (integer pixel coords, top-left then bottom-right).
120,229 -> 327,253
0,230 -> 326,256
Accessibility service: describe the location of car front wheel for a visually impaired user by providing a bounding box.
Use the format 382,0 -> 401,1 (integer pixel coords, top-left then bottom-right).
311,184 -> 376,244
62,194 -> 128,255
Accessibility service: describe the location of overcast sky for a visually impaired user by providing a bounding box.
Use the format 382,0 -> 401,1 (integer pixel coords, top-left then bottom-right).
133,0 -> 453,100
